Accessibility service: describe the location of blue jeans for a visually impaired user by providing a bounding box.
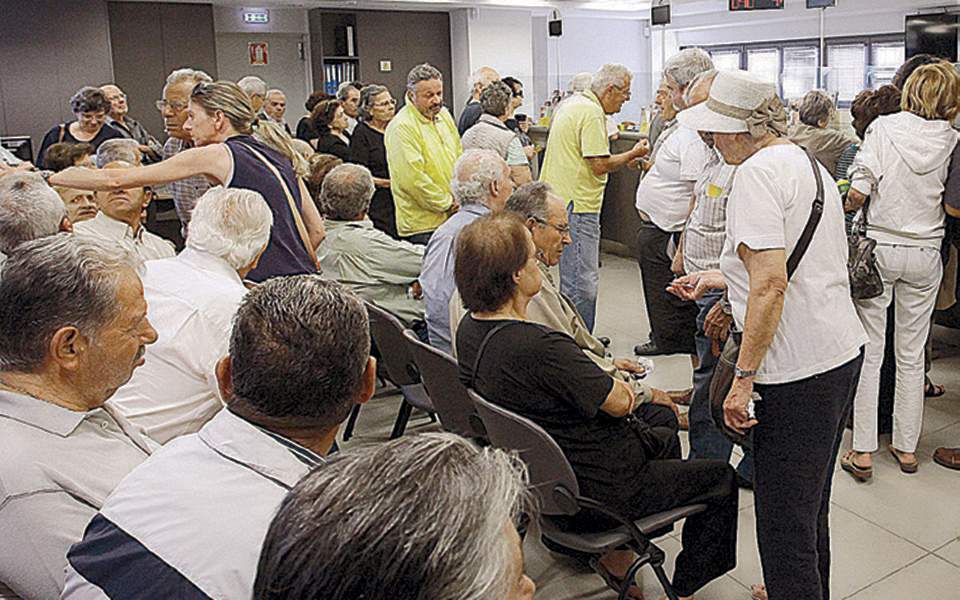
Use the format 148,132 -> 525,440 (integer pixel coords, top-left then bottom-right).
688,291 -> 754,481
559,205 -> 600,332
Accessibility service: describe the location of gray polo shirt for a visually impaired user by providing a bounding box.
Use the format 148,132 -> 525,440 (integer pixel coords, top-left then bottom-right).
0,391 -> 154,599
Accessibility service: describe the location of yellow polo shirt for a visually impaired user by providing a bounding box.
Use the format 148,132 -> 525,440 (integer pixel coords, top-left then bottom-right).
384,103 -> 463,237
539,90 -> 611,214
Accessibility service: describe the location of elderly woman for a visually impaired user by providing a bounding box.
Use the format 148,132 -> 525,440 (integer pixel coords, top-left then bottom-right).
671,70 -> 867,600
36,87 -> 124,169
311,98 -> 351,161
840,62 -> 960,480
788,90 -> 856,178
461,81 -> 532,186
349,84 -> 399,238
455,212 -> 738,600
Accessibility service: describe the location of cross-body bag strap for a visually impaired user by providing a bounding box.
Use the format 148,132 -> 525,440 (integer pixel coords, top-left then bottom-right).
469,320 -> 523,389
236,141 -> 319,266
785,149 -> 826,279
58,123 -> 66,143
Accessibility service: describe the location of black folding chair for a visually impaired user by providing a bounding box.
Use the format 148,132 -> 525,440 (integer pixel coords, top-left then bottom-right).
402,329 -> 486,440
345,301 -> 435,440
469,389 -> 706,600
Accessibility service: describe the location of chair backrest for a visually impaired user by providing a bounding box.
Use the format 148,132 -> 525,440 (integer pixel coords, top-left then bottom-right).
403,329 -> 483,438
365,301 -> 419,387
468,389 -> 581,516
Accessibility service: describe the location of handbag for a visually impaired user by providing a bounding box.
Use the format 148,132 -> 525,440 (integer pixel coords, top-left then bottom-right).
709,149 -> 825,447
847,196 -> 884,300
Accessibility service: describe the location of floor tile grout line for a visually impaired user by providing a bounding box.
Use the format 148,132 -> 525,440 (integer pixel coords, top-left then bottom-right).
830,503 -> 938,555
930,537 -> 960,569
839,551 -> 932,599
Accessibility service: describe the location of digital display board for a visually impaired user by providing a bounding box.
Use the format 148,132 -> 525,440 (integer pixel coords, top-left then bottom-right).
729,0 -> 785,10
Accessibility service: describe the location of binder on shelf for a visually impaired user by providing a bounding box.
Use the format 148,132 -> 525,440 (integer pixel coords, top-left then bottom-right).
346,25 -> 355,57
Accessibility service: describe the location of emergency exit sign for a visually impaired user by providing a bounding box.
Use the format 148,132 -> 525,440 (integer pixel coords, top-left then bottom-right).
243,10 -> 269,24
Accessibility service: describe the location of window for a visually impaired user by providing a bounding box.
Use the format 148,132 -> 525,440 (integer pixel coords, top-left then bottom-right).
710,49 -> 742,72
826,43 -> 866,103
782,46 -> 819,99
747,48 -> 780,85
870,41 -> 904,88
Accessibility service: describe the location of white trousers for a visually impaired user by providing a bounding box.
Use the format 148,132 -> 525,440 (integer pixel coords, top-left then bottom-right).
852,244 -> 942,454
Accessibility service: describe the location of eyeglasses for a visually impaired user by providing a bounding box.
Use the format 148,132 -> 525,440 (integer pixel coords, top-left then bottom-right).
107,93 -> 127,101
372,98 -> 397,108
513,90 -> 524,98
155,99 -> 188,112
534,217 -> 571,236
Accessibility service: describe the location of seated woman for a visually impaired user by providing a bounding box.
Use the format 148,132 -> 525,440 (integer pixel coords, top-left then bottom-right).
454,212 -> 737,600
310,98 -> 351,161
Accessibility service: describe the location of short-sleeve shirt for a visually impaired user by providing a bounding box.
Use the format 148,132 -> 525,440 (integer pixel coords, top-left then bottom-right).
36,122 -> 124,169
540,91 -> 611,214
720,144 -> 867,384
456,316 -> 654,498
635,125 -> 713,232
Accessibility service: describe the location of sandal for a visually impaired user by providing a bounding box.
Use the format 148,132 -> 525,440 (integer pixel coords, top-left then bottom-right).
888,445 -> 919,474
840,450 -> 873,482
589,557 -> 644,600
925,382 -> 946,398
751,584 -> 768,600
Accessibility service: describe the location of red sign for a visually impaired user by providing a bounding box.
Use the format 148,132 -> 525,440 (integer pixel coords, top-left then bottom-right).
729,0 -> 784,9
248,42 -> 268,66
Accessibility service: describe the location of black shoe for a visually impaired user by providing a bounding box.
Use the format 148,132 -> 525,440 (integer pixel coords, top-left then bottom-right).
735,472 -> 754,490
634,340 -> 661,356
597,336 -> 611,347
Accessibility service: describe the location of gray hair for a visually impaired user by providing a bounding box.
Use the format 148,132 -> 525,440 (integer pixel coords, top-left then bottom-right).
336,81 -> 362,102
468,66 -> 499,91
186,187 -> 273,270
451,149 -> 508,206
265,89 -> 285,100
480,81 -> 513,118
568,72 -> 593,93
407,63 -> 443,93
229,276 -> 370,428
506,181 -> 553,222
358,84 -> 389,121
237,75 -> 268,98
663,47 -> 715,88
319,163 -> 375,220
799,89 -> 836,127
590,64 -> 632,96
70,86 -> 110,114
165,67 -> 212,88
253,432 -> 530,600
0,172 -> 67,254
0,234 -> 141,371
95,138 -> 141,168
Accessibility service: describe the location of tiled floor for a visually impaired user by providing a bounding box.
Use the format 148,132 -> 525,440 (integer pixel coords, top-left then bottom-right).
339,253 -> 960,600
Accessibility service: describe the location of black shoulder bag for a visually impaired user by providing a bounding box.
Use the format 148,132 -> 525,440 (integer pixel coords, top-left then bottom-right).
709,150 -> 825,447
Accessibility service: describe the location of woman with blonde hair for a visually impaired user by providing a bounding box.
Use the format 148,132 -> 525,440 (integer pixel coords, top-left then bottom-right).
50,80 -> 325,282
841,61 -> 960,479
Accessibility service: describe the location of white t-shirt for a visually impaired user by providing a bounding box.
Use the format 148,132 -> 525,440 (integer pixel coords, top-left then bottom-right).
721,144 -> 867,385
635,125 -> 713,232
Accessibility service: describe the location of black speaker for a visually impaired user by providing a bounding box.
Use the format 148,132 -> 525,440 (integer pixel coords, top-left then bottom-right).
548,19 -> 562,37
651,5 -> 671,26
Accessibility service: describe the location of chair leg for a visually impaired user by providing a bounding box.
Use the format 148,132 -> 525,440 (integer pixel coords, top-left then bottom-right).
650,550 -> 680,600
390,401 -> 414,439
342,404 -> 362,441
619,557 -> 648,600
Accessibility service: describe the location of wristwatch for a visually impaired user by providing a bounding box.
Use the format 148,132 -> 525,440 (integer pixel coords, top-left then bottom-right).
38,170 -> 54,185
734,367 -> 757,379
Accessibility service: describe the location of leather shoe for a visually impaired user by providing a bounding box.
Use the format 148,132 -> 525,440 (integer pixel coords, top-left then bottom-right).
597,336 -> 611,347
934,447 -> 960,471
634,340 -> 661,355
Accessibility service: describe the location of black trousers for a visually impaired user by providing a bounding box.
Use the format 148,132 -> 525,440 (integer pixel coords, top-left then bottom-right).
635,221 -> 698,354
753,352 -> 864,600
401,231 -> 433,246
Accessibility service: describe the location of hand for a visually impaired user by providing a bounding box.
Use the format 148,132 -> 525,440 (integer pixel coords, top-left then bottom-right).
631,139 -> 650,159
845,188 -> 867,212
650,388 -> 680,418
666,269 -> 726,301
523,145 -> 536,161
613,358 -> 647,376
670,247 -> 685,276
410,280 -> 423,300
0,161 -> 34,179
704,302 -> 732,342
723,378 -> 758,435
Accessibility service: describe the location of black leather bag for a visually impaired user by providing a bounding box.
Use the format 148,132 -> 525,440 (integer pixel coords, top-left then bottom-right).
709,149 -> 825,447
847,197 -> 884,300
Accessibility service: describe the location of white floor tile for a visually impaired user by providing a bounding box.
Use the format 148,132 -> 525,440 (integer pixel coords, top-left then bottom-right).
844,555 -> 960,600
935,538 -> 960,568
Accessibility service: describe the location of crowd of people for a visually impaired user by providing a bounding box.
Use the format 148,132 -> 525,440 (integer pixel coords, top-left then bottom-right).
0,46 -> 958,600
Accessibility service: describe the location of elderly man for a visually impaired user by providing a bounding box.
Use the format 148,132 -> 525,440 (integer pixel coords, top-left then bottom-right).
337,81 -> 363,135
385,63 -> 463,245
101,84 -> 163,163
159,67 -> 213,230
263,89 -> 293,136
109,188 -> 273,444
238,75 -> 268,114
540,63 -> 650,333
62,277 -> 375,599
462,81 -> 532,186
0,172 -> 70,269
0,235 -> 157,600
318,164 -> 426,328
95,138 -> 141,168
73,161 -> 175,260
788,89 -> 856,178
254,433 -> 536,600
634,48 -> 714,357
421,149 -> 513,354
458,66 -> 500,135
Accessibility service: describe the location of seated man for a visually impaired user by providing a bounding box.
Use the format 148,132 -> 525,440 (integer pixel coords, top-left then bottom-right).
0,235 -> 157,599
317,163 -> 426,328
63,277 -> 376,599
254,433 -> 535,600
73,161 -> 175,260
0,172 -> 71,269
109,187 -> 273,444
95,138 -> 142,168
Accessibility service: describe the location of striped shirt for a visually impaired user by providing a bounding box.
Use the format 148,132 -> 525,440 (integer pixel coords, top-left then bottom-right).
683,148 -> 737,273
162,137 -> 211,232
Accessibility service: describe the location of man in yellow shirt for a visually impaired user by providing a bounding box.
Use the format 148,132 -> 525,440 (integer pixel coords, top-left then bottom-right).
384,63 -> 463,245
540,63 -> 648,332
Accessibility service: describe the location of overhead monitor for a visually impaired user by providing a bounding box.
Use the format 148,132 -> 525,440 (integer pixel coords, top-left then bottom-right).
548,19 -> 562,37
729,0 -> 784,10
651,5 -> 671,26
0,136 -> 32,164
806,0 -> 836,7
906,14 -> 959,62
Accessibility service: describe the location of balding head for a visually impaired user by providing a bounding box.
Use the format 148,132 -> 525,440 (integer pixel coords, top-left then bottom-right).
100,84 -> 128,120
470,66 -> 501,100
451,149 -> 513,211
320,163 -> 375,221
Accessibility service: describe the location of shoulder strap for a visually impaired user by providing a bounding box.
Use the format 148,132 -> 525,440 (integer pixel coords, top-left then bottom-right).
235,141 -> 319,267
58,123 -> 66,143
785,150 -> 826,279
469,320 -> 523,388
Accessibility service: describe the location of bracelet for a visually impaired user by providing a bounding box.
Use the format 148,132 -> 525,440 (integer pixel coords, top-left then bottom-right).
734,366 -> 757,379
38,170 -> 54,185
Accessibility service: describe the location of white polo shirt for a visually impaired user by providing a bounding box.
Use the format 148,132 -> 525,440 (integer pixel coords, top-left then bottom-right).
721,144 -> 867,384
73,213 -> 175,261
635,125 -> 713,232
109,248 -> 247,444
